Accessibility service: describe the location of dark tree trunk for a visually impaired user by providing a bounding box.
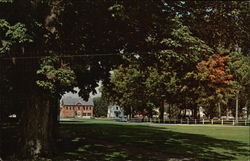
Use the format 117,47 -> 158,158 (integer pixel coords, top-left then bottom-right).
218,103 -> 221,118
159,100 -> 164,123
168,104 -> 172,119
235,91 -> 239,123
178,108 -> 182,119
208,102 -> 216,119
193,104 -> 198,119
225,96 -> 229,120
20,91 -> 59,158
246,100 -> 249,119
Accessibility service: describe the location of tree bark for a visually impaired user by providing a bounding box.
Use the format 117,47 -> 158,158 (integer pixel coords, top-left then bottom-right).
235,91 -> 239,123
193,104 -> 198,119
226,96 -> 229,120
159,100 -> 164,123
246,100 -> 249,119
168,104 -> 171,119
226,107 -> 229,120
208,102 -> 216,119
218,103 -> 221,118
20,91 -> 59,158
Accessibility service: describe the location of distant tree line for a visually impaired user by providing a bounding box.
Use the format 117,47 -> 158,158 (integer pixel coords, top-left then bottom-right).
102,2 -> 250,122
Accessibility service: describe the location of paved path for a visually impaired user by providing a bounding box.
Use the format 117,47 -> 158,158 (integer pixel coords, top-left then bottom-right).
60,119 -> 249,127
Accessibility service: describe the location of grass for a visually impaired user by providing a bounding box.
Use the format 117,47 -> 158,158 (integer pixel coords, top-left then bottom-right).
57,122 -> 249,161
2,121 -> 250,161
60,118 -> 120,122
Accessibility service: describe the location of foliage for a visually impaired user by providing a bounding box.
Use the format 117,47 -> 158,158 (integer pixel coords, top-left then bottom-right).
196,54 -> 234,117
0,19 -> 32,54
102,65 -> 152,116
36,56 -> 76,95
0,0 -> 249,158
103,18 -> 213,118
93,96 -> 109,117
228,52 -> 250,91
228,52 -> 250,113
180,1 -> 250,53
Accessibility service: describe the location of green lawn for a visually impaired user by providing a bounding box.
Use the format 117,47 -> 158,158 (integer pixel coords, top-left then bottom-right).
56,122 -> 249,161
61,118 -> 120,122
2,122 -> 250,161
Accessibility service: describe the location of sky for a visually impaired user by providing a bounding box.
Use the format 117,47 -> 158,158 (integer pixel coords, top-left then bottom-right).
62,81 -> 102,99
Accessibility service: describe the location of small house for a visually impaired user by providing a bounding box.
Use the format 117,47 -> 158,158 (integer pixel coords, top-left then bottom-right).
107,105 -> 124,118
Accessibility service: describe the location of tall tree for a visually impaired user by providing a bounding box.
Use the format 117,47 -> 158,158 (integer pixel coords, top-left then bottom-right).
179,1 -> 250,53
1,0 -> 249,159
102,65 -> 151,118
93,96 -> 109,117
0,0 -> 171,158
228,52 -> 250,121
196,54 -> 234,119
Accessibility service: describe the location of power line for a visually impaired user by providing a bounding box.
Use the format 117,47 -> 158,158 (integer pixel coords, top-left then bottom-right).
0,53 -> 124,60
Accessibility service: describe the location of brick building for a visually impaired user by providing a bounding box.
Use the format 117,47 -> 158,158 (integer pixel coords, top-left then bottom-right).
60,96 -> 94,118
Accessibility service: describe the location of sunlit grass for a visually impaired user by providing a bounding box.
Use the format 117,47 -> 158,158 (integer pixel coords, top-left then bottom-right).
2,121 -> 249,161
56,122 -> 249,161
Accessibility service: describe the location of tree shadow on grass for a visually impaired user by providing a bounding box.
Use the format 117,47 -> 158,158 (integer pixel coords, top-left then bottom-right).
55,124 -> 250,161
1,122 -> 21,160
1,123 -> 249,161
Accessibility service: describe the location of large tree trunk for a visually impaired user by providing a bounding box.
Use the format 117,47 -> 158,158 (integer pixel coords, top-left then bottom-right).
18,0 -> 61,157
20,91 -> 59,158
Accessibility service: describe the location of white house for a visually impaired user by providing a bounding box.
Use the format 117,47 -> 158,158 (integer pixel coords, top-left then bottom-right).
198,106 -> 205,118
107,105 -> 124,118
180,107 -> 206,118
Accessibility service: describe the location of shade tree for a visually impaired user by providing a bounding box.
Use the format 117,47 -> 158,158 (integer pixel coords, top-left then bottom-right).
0,0 -> 172,158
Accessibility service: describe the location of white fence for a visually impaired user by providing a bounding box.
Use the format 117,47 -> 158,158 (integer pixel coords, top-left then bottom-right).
130,118 -> 250,126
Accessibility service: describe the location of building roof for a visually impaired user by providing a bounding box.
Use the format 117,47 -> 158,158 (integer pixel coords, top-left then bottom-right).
61,96 -> 94,106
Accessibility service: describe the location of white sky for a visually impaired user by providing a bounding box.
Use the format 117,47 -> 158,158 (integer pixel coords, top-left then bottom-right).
62,81 -> 102,99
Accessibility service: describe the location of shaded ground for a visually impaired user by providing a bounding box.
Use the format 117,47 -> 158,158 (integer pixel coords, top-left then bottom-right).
1,122 -> 250,161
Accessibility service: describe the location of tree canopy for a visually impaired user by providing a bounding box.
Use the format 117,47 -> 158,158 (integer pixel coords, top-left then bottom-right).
0,0 -> 249,159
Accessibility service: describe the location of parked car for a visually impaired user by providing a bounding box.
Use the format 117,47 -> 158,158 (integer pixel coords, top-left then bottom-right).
120,116 -> 127,122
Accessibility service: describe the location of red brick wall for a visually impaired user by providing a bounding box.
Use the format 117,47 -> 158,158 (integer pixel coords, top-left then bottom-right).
60,105 -> 94,118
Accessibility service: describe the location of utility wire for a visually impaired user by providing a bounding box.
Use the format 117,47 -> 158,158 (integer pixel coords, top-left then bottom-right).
0,53 -> 125,60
